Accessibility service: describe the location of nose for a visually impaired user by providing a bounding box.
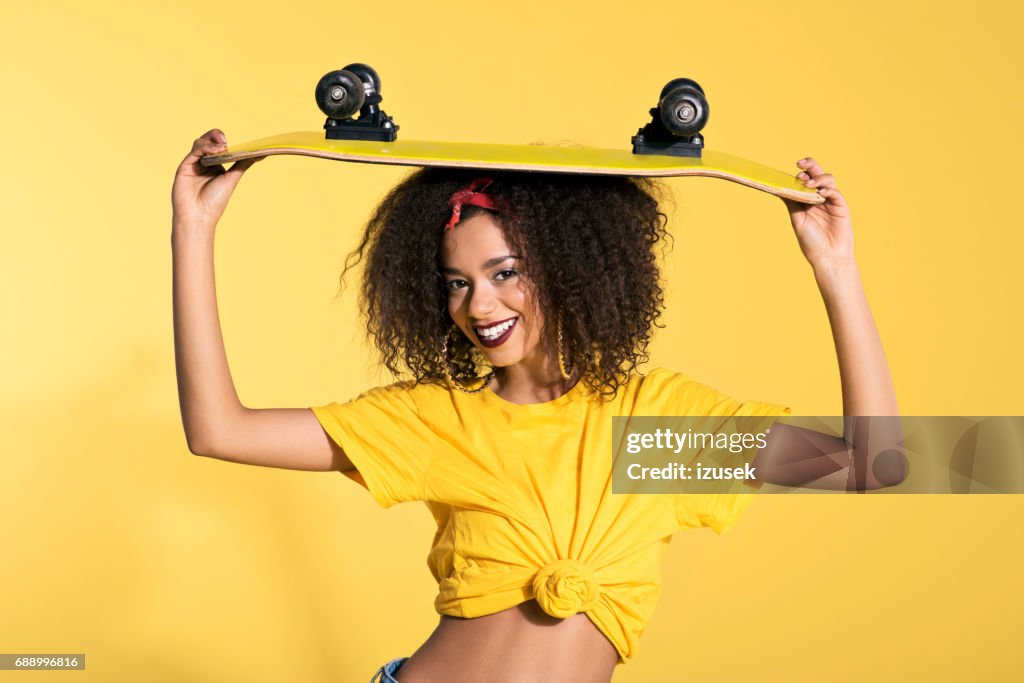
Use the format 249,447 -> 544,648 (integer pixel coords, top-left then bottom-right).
466,280 -> 497,320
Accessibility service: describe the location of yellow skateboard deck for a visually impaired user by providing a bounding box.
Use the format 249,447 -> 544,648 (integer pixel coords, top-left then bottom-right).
201,132 -> 824,205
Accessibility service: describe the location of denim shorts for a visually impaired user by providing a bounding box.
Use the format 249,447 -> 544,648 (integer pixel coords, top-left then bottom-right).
370,656 -> 409,683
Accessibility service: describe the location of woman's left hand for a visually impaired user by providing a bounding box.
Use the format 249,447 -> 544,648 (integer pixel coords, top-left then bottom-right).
783,158 -> 855,271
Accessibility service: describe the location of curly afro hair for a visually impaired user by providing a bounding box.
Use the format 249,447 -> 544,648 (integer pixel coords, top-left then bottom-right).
339,167 -> 672,399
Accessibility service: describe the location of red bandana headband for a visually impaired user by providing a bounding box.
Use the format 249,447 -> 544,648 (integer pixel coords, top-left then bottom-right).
445,177 -> 499,230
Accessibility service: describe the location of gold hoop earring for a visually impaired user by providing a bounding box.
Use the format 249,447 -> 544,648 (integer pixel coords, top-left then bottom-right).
557,316 -> 574,381
442,324 -> 495,394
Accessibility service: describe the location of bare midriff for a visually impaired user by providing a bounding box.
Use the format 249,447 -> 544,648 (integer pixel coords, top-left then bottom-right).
392,600 -> 619,683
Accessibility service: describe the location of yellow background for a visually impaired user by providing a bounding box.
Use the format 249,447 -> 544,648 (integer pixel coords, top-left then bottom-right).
2,0 -> 1022,681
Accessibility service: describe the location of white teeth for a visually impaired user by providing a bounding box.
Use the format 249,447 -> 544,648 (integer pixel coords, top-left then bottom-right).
477,318 -> 516,339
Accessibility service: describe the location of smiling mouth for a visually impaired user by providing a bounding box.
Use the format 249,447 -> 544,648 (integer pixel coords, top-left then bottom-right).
474,317 -> 518,348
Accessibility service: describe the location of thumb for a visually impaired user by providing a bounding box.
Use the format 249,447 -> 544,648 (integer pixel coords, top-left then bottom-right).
780,196 -> 803,220
220,156 -> 263,191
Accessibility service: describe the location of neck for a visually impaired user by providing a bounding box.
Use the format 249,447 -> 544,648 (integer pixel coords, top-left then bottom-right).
490,354 -> 575,405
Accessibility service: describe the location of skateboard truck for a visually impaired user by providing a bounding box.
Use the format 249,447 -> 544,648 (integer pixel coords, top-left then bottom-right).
632,78 -> 709,158
315,63 -> 399,142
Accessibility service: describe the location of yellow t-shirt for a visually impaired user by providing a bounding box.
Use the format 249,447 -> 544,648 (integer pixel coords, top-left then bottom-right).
310,367 -> 789,663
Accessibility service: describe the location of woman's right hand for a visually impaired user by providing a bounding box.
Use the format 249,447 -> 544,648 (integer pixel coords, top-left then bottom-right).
172,129 -> 261,229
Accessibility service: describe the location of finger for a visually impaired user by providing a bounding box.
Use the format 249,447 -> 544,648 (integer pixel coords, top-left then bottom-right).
183,129 -> 228,165
796,157 -> 827,178
817,186 -> 848,210
228,157 -> 261,173
190,129 -> 226,154
192,128 -> 222,145
800,172 -> 835,189
220,157 -> 261,191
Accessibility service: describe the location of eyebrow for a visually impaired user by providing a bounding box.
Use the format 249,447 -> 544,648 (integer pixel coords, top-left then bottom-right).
440,255 -> 518,275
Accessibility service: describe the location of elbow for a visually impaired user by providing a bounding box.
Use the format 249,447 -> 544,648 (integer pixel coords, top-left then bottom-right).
181,406 -> 250,460
180,414 -> 239,459
871,418 -> 907,488
184,433 -> 218,458
870,447 -> 908,487
849,446 -> 908,491
186,440 -> 210,457
846,417 -> 906,490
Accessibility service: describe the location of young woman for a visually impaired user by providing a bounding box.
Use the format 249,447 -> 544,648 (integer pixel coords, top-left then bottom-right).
172,129 -> 899,682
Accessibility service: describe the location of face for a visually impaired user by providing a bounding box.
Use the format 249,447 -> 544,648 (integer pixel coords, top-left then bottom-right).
440,212 -> 548,371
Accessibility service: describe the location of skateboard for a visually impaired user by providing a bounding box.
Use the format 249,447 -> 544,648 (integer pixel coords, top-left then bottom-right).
201,64 -> 824,205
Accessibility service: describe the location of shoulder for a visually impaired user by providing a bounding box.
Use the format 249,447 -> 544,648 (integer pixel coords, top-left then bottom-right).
625,367 -> 737,414
357,378 -> 448,398
630,367 -> 790,417
317,378 -> 452,416
629,366 -> 696,398
583,367 -> 694,414
311,378 -> 457,453
634,367 -> 689,385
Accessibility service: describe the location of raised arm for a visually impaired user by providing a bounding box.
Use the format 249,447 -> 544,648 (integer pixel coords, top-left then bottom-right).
752,158 -> 904,491
171,130 -> 353,472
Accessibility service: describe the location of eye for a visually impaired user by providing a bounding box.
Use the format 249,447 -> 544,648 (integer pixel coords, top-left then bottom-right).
445,279 -> 467,292
495,269 -> 518,281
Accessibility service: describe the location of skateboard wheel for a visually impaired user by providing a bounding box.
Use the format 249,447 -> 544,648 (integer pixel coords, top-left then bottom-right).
342,62 -> 382,95
659,77 -> 704,101
315,69 -> 365,119
658,85 -> 709,137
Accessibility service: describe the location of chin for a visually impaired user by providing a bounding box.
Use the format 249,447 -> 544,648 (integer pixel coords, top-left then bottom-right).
481,351 -> 522,368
